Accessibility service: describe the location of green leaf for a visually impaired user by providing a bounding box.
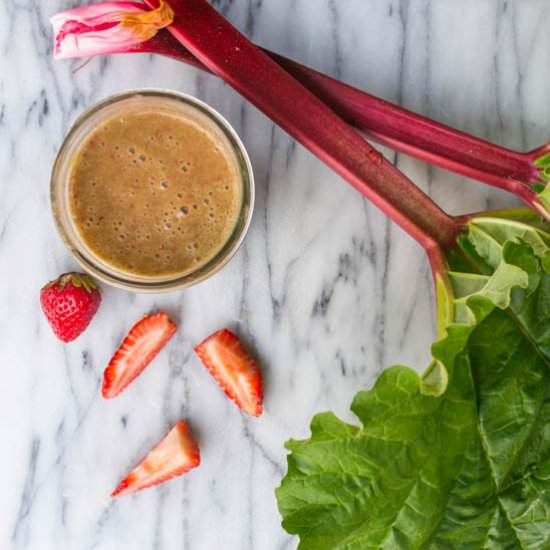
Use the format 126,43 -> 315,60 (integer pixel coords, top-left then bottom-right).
535,153 -> 550,168
277,213 -> 550,549
420,359 -> 448,396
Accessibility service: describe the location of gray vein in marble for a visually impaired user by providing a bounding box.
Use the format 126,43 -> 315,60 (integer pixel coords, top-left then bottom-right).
11,438 -> 40,546
328,0 -> 343,80
152,487 -> 168,550
88,501 -> 116,550
509,2 -> 527,151
242,419 -> 282,475
262,125 -> 283,323
180,481 -> 191,550
12,386 -> 101,531
245,0 -> 262,38
493,1 -> 506,141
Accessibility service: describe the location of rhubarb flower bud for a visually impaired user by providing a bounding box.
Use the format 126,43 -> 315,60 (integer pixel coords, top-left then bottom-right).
51,1 -> 174,59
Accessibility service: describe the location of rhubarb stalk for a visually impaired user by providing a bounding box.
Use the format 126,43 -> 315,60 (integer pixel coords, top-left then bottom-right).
136,33 -> 550,218
140,0 -> 461,262
51,2 -> 550,220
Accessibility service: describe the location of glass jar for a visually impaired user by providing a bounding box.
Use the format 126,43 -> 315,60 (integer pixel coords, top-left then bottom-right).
51,89 -> 254,292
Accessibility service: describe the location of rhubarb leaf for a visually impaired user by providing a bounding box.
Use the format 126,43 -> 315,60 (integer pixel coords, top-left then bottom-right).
277,213 -> 550,549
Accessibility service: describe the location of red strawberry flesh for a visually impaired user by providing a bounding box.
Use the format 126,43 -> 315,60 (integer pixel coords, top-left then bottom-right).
112,420 -> 200,497
102,312 -> 176,399
194,329 -> 263,417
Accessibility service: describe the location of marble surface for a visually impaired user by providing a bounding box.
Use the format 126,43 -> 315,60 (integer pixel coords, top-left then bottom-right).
2,0 -> 550,548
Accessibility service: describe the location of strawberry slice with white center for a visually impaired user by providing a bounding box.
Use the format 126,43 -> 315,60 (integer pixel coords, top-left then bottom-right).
194,329 -> 263,417
102,312 -> 177,399
111,420 -> 200,497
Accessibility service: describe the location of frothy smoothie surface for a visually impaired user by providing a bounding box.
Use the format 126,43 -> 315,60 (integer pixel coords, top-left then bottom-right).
69,102 -> 243,278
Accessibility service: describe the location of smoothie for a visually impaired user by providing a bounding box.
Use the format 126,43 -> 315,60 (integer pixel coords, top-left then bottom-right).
68,102 -> 242,278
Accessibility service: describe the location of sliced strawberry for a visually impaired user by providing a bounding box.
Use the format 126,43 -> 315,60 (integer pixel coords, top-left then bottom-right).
194,329 -> 263,417
111,420 -> 200,497
102,312 -> 177,399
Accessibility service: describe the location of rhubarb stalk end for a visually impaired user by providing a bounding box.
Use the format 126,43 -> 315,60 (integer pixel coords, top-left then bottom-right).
51,1 -> 174,60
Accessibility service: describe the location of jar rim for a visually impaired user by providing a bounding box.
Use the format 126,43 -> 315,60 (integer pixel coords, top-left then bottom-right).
51,89 -> 254,293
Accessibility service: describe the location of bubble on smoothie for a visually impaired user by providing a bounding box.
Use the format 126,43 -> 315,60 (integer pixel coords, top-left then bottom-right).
160,181 -> 168,189
128,147 -> 135,155
139,154 -> 146,162
179,206 -> 189,216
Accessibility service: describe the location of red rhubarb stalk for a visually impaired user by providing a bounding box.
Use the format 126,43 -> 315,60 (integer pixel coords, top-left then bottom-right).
142,0 -> 461,261
135,32 -> 550,218
50,2 -> 550,218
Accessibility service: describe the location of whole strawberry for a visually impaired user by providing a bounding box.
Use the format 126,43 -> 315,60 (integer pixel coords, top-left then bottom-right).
40,272 -> 101,342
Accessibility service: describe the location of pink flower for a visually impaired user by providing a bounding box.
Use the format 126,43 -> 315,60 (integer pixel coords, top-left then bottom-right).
51,1 -> 174,59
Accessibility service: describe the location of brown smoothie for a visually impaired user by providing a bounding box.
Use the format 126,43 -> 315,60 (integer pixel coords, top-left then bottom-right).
68,102 -> 242,278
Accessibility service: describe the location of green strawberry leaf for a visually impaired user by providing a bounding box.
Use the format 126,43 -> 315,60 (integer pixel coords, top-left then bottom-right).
277,212 -> 550,549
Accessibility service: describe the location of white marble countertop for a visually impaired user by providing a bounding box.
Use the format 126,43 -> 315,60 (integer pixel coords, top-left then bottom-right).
2,1 -> 550,549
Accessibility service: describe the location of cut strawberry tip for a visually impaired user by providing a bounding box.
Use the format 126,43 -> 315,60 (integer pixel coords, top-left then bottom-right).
111,420 -> 200,497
